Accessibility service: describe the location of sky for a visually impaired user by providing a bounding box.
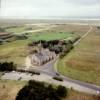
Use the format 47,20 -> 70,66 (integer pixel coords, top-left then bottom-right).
0,0 -> 100,19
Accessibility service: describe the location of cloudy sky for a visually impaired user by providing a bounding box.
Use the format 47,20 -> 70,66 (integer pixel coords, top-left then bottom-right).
0,0 -> 100,19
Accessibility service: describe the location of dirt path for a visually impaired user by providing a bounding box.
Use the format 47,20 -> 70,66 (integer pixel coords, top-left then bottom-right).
74,25 -> 93,46
25,56 -> 31,70
15,25 -> 56,34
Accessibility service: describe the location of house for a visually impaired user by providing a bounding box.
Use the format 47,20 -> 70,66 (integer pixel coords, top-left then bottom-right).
31,48 -> 56,66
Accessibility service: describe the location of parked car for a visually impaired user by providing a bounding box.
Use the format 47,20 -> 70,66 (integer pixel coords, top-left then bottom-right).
53,76 -> 63,81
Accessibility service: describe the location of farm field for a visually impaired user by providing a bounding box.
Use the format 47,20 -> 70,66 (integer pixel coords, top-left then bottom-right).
6,26 -> 26,33
6,25 -> 45,33
57,26 -> 100,85
0,24 -> 87,66
29,32 -> 72,41
0,80 -> 26,100
0,80 -> 99,100
0,40 -> 29,66
0,32 -> 72,66
41,24 -> 90,36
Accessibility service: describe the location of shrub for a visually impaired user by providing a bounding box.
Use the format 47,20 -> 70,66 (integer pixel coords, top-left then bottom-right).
59,53 -> 66,58
57,85 -> 67,97
16,80 -> 67,100
0,62 -> 16,71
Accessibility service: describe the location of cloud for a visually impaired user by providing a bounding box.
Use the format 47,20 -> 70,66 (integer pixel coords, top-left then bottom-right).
1,0 -> 100,19
63,0 -> 100,5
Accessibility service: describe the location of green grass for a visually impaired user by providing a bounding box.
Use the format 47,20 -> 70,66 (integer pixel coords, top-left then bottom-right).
57,58 -> 98,85
29,32 -> 72,41
56,31 -> 100,86
6,27 -> 26,33
0,80 -> 98,100
0,80 -> 27,100
0,32 -> 73,67
0,40 -> 30,66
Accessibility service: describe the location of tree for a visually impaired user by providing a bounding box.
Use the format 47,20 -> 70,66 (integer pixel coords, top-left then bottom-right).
16,80 -> 67,100
0,62 -> 16,71
56,85 -> 67,97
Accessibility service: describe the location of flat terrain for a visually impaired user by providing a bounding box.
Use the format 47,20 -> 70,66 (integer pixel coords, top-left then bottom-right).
29,32 -> 72,41
5,24 -> 49,33
0,80 -> 99,100
0,40 -> 29,66
0,24 -> 88,66
0,80 -> 26,100
6,26 -> 26,33
57,26 -> 100,85
63,90 -> 99,100
42,24 -> 89,36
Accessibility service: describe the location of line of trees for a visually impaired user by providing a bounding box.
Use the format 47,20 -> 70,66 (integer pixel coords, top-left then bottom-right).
59,42 -> 74,58
28,36 -> 81,57
16,80 -> 67,100
0,62 -> 16,71
28,40 -> 74,55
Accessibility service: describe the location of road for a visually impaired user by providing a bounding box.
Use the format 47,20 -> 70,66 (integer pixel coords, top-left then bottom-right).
14,25 -> 56,35
24,25 -> 100,95
74,25 -> 93,46
25,56 -> 58,76
1,24 -> 100,95
26,25 -> 93,75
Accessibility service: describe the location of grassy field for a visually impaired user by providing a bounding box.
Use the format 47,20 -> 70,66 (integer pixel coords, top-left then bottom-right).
0,32 -> 72,66
0,80 -> 26,100
63,89 -> 99,100
0,31 -> 72,66
29,32 -> 72,41
6,26 -> 26,33
0,24 -> 90,67
0,24 -> 74,66
0,80 -> 99,100
57,27 -> 100,85
5,24 -> 49,33
0,40 -> 29,66
44,24 -> 90,36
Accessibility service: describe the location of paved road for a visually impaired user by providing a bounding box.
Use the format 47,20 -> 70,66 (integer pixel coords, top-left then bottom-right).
24,25 -> 100,95
25,56 -> 59,76
27,25 -> 93,75
1,24 -> 100,95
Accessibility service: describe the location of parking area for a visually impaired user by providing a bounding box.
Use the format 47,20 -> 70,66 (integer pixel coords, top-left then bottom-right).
1,71 -> 51,81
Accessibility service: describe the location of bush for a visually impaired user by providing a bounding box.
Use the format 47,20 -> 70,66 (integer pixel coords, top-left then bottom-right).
16,35 -> 28,40
16,80 -> 67,100
57,85 -> 67,97
0,62 -> 16,71
28,40 -> 74,55
0,41 -> 3,45
59,53 -> 66,58
17,69 -> 40,75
